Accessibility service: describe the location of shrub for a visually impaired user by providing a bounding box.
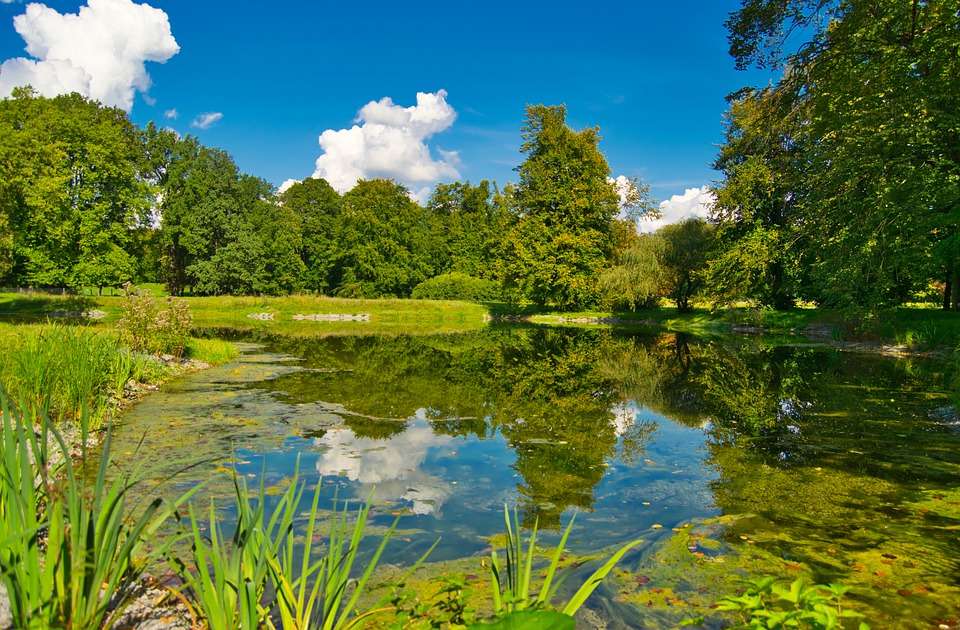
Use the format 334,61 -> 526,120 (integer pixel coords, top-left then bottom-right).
412,273 -> 501,302
117,290 -> 192,357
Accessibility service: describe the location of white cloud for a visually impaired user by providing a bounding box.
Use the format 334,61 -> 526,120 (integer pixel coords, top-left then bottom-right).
310,89 -> 460,194
0,0 -> 178,111
190,111 -> 222,129
314,416 -> 453,515
163,107 -> 176,119
277,178 -> 299,195
641,185 -> 715,233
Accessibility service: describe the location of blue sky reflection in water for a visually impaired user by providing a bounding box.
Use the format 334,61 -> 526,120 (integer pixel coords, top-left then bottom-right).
107,326 -> 960,626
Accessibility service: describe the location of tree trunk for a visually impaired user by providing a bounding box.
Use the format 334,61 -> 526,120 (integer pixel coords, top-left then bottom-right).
952,269 -> 960,311
944,273 -> 952,311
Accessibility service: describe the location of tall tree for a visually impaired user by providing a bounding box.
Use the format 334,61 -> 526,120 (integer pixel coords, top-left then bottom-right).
0,89 -> 151,291
335,180 -> 436,297
500,105 -> 620,309
280,178 -> 342,294
719,0 -> 960,310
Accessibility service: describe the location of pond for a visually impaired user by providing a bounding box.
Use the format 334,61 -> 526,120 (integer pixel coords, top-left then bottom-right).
106,325 -> 960,628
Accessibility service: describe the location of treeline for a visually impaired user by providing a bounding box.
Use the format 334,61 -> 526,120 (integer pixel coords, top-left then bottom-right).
0,89 -> 707,309
2,0 -> 957,315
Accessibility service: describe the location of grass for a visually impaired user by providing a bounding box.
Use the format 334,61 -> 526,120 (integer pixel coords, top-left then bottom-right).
488,506 -> 642,617
0,400 -> 203,629
5,289 -> 960,350
0,322 -> 238,428
0,291 -> 490,336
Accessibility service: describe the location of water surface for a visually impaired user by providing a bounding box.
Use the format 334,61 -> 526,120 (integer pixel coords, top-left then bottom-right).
109,326 -> 960,627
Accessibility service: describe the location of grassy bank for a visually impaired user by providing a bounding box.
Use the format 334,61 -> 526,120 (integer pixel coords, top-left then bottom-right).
0,292 -> 489,335
4,290 -> 960,349
491,302 -> 960,350
0,322 -> 238,427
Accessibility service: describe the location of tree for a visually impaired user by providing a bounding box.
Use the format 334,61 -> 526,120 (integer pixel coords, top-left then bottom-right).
335,180 -> 436,297
500,105 -> 620,310
598,233 -> 665,311
0,89 -> 151,290
720,0 -> 960,310
427,181 -> 512,280
280,178 -> 342,293
659,218 -> 714,312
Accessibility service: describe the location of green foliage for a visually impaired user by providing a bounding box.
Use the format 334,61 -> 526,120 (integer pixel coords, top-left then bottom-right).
706,577 -> 868,629
599,233 -> 664,311
280,178 -> 342,293
0,400 -> 201,629
334,180 -> 440,298
713,0 -> 960,312
428,181 -> 513,279
499,105 -> 622,310
471,610 -> 575,629
658,218 -> 715,312
0,89 -> 151,291
170,463 -> 401,630
0,323 -> 150,425
116,290 -> 192,357
488,505 -> 642,617
412,272 -> 501,302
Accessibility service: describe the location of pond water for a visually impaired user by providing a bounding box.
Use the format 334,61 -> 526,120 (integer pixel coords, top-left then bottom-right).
107,325 -> 960,628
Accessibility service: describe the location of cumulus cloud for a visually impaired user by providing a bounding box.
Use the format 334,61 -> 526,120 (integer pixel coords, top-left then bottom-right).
641,185 -> 715,233
163,107 -> 176,119
314,416 -> 453,515
0,0 -> 179,111
190,111 -> 222,129
310,89 -> 460,195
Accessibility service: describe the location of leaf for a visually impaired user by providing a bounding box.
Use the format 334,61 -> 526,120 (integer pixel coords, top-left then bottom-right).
470,610 -> 576,630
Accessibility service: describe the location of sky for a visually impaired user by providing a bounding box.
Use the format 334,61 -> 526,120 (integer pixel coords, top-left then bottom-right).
0,0 -> 776,225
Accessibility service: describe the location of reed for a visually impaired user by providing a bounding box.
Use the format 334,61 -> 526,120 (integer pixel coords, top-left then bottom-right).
170,462 -> 400,630
0,398 -> 202,629
488,505 -> 642,617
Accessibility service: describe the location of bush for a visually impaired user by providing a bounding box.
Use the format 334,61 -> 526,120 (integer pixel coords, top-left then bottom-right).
116,290 -> 192,357
412,273 -> 501,302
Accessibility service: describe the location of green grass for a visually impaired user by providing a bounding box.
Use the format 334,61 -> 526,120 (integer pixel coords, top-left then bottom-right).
0,400 -> 202,629
5,290 -> 960,350
0,321 -> 238,427
0,291 -> 490,336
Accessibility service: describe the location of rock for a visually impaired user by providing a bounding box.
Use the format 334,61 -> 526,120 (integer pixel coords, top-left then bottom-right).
0,584 -> 11,630
292,313 -> 370,322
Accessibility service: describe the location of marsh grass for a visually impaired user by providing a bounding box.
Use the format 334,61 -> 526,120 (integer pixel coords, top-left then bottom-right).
0,321 -> 237,428
489,505 -> 642,617
0,399 -> 202,629
171,462 -> 405,630
0,324 -> 139,425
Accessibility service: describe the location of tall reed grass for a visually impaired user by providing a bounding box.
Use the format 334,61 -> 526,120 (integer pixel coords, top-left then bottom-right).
0,399 -> 202,629
0,323 -> 163,426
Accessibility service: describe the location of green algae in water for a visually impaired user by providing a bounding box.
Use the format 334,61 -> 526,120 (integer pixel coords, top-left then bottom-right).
102,327 -> 960,628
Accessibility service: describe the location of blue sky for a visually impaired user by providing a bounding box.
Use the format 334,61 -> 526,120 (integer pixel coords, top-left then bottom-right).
0,0 -> 775,205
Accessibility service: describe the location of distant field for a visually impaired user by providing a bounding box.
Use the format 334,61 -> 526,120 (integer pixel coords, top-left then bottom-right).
0,291 -> 490,336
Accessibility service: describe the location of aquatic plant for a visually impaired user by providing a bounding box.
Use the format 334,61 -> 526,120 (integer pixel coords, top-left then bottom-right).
170,464 -> 401,630
0,399 -> 200,629
0,323 -> 136,425
687,576 -> 869,629
488,505 -> 642,617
